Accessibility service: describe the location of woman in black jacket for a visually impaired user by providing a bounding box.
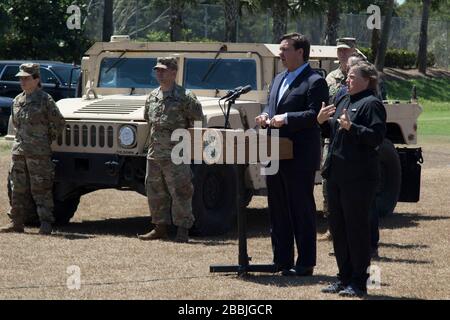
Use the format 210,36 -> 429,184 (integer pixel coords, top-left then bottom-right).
317,61 -> 386,297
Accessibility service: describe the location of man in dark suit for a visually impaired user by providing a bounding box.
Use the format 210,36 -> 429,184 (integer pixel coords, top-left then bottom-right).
255,33 -> 329,276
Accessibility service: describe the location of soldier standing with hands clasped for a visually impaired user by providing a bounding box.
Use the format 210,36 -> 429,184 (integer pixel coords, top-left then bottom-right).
138,57 -> 203,243
0,63 -> 65,235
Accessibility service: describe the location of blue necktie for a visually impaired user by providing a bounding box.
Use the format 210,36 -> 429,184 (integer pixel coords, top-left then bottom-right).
277,73 -> 290,106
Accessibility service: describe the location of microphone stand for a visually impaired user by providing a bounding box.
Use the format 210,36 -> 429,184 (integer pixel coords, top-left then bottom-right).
210,93 -> 277,276
224,96 -> 235,129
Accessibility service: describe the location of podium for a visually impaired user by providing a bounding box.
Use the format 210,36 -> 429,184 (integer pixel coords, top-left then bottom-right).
187,128 -> 293,275
188,128 -> 293,163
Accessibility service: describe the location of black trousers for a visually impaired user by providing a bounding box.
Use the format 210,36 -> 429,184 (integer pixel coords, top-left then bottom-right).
327,174 -> 377,291
267,160 -> 317,270
370,204 -> 380,251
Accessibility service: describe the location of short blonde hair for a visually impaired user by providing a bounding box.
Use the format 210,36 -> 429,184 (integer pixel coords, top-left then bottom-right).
350,61 -> 378,91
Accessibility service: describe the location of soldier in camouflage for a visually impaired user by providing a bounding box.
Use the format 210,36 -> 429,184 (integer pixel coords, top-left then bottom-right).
138,57 -> 204,243
326,38 -> 358,102
0,63 -> 65,235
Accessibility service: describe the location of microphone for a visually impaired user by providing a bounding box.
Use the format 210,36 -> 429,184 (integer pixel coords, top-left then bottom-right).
239,85 -> 252,95
225,85 -> 252,101
220,86 -> 243,100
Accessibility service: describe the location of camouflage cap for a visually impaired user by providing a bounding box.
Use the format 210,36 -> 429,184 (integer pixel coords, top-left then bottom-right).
16,63 -> 40,77
336,37 -> 356,49
153,57 -> 178,71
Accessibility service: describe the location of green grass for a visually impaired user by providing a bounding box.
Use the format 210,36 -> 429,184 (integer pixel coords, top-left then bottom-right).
386,78 -> 450,102
386,78 -> 450,138
417,100 -> 450,137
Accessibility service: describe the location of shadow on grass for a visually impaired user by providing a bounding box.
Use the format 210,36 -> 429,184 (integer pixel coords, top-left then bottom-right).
224,208 -> 330,238
55,216 -> 151,239
327,248 -> 431,265
8,229 -> 96,240
54,209 -> 447,244
197,208 -> 330,244
52,207 -> 325,243
365,295 -> 423,301
379,212 -> 450,230
378,242 -> 429,250
50,232 -> 96,240
239,273 -> 337,287
372,255 -> 431,265
223,208 -> 271,239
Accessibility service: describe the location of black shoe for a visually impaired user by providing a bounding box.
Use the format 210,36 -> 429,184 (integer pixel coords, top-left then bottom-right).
338,285 -> 367,298
321,281 -> 346,294
280,268 -> 297,276
39,222 -> 53,235
273,264 -> 296,276
296,266 -> 314,276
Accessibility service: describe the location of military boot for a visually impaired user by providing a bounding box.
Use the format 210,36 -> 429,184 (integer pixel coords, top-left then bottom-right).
39,221 -> 53,235
174,227 -> 189,243
138,224 -> 168,241
0,222 -> 24,233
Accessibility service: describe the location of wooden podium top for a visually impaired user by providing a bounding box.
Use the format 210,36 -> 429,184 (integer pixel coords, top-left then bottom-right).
187,128 -> 293,163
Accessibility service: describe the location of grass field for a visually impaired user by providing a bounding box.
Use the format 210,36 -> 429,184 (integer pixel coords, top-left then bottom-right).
385,77 -> 450,138
0,140 -> 449,300
0,132 -> 449,300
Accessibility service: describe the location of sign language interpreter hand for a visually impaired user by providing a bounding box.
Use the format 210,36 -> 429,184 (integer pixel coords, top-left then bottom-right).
317,102 -> 336,125
337,108 -> 352,131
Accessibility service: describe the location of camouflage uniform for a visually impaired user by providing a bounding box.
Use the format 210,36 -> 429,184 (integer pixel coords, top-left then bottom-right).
144,83 -> 203,229
326,67 -> 346,102
326,37 -> 359,103
8,65 -> 65,226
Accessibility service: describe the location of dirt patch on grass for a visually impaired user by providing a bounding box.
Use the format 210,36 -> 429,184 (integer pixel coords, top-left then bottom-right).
0,140 -> 449,299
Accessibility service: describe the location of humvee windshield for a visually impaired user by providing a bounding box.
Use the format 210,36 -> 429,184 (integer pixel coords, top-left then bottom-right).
184,58 -> 256,90
98,57 -> 159,88
97,57 -> 257,90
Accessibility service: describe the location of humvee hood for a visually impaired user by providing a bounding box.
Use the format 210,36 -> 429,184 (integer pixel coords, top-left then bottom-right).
56,95 -> 246,121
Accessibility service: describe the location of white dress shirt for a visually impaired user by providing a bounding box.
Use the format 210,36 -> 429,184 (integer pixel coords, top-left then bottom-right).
277,62 -> 309,124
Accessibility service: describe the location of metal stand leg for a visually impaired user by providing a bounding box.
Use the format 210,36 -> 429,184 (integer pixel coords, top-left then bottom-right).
210,167 -> 276,276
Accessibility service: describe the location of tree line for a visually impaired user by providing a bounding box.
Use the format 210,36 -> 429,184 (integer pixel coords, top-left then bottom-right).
1,0 -> 448,74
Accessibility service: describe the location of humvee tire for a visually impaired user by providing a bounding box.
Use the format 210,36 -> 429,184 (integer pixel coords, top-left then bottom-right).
7,173 -> 79,226
53,195 -> 80,225
375,139 -> 401,217
191,164 -> 244,236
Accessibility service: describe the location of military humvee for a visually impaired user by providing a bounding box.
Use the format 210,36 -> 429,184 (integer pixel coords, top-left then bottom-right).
6,36 -> 423,235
